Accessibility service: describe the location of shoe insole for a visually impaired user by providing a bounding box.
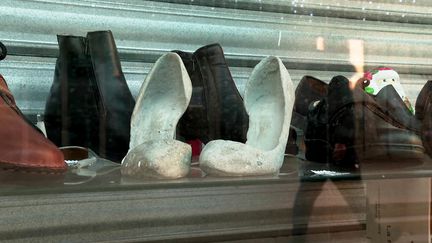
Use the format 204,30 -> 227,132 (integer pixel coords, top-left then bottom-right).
245,58 -> 285,151
130,53 -> 190,150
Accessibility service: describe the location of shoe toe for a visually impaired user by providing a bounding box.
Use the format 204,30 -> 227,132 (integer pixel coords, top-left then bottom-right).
199,140 -> 282,176
121,139 -> 191,179
0,119 -> 66,173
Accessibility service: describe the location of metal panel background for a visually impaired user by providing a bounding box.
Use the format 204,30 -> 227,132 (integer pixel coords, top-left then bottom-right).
0,0 -> 431,115
0,1 -> 429,241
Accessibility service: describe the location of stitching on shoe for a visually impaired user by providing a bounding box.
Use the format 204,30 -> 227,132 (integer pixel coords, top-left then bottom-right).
0,166 -> 65,175
0,167 -> 64,175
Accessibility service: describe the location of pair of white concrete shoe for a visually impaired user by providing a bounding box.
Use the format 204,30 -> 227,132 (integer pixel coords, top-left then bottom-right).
121,53 -> 294,179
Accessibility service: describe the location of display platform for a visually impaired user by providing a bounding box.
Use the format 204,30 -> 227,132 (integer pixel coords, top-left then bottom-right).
298,154 -> 432,181
0,156 -> 366,242
2,155 -> 432,242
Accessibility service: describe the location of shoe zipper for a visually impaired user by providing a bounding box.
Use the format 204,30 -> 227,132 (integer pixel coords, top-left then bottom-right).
84,40 -> 107,117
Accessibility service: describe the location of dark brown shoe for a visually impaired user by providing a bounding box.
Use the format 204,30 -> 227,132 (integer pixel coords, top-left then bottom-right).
305,75 -> 424,168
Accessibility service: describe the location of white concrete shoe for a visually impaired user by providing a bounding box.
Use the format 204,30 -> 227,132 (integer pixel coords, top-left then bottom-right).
121,53 -> 192,179
199,56 -> 295,176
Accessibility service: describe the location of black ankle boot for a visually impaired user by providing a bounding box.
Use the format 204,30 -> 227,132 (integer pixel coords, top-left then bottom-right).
173,43 -> 248,143
44,31 -> 135,162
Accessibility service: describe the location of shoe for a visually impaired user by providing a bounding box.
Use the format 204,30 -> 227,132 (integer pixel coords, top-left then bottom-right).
304,75 -> 423,167
415,80 -> 432,156
121,53 -> 192,179
0,74 -> 66,173
173,43 -> 248,144
292,76 -> 328,131
199,56 -> 294,176
44,31 -> 135,162
288,75 -> 329,157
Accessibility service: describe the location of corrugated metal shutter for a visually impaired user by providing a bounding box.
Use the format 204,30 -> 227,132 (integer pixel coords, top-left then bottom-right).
0,0 -> 431,116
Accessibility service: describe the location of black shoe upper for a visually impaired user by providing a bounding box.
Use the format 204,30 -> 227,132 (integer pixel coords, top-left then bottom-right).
44,31 -> 135,162
174,43 -> 248,143
415,80 -> 432,121
415,80 -> 432,156
86,31 -> 135,161
292,76 -> 328,131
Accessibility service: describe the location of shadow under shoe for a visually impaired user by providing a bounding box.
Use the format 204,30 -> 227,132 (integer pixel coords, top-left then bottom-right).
173,43 -> 248,144
305,75 -> 424,169
44,31 -> 135,162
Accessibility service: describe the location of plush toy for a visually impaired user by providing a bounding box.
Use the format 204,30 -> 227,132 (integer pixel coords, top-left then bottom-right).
362,67 -> 414,113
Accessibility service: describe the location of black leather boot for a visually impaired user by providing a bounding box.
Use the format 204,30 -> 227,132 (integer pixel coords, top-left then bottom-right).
45,35 -> 97,152
44,31 -> 135,162
173,43 -> 248,143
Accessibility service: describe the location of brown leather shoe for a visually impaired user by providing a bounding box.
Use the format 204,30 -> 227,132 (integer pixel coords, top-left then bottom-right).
0,75 -> 66,173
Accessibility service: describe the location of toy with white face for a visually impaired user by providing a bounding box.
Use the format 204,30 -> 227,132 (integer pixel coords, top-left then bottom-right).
363,67 -> 413,113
